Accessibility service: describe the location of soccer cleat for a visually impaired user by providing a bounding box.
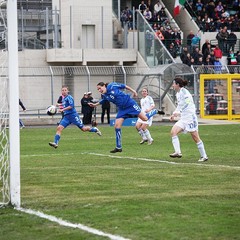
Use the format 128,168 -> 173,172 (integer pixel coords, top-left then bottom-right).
140,139 -> 148,144
95,128 -> 102,136
49,142 -> 58,149
198,157 -> 208,162
169,152 -> 182,158
148,139 -> 154,145
157,109 -> 165,115
110,148 -> 122,153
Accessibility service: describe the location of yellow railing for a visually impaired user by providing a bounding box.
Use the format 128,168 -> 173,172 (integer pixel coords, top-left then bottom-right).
200,74 -> 240,121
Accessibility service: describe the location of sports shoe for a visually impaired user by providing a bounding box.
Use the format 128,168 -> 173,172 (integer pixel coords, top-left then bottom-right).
169,152 -> 182,158
110,148 -> 122,153
148,139 -> 154,145
95,127 -> 102,136
198,157 -> 208,162
49,142 -> 58,149
140,139 -> 148,144
157,109 -> 165,115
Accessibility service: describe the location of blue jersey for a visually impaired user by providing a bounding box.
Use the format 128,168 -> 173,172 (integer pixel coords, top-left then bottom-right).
62,94 -> 77,115
99,82 -> 141,119
99,82 -> 132,108
59,94 -> 84,129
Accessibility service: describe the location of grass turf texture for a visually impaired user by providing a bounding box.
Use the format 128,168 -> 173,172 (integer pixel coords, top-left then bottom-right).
1,124 -> 240,240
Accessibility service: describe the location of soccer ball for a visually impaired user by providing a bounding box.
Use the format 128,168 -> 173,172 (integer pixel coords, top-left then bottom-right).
47,105 -> 57,116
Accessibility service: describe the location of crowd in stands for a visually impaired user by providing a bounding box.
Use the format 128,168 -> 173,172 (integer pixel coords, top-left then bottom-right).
120,0 -> 240,67
121,1 -> 183,58
185,0 -> 240,32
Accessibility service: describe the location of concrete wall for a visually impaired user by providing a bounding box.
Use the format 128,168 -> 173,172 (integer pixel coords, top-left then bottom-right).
60,0 -> 112,49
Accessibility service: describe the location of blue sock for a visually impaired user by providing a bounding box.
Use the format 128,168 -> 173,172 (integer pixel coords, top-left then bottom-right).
54,134 -> 60,144
146,109 -> 157,119
89,127 -> 97,133
115,128 -> 122,149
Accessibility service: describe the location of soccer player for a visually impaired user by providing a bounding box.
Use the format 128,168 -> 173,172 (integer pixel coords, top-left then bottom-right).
49,86 -> 101,149
89,82 -> 164,153
136,88 -> 156,145
169,77 -> 208,162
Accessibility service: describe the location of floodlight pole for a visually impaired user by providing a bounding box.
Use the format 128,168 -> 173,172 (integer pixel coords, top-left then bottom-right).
8,0 -> 21,207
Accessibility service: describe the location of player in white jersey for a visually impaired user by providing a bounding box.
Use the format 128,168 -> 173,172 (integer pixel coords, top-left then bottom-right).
136,88 -> 155,145
169,77 -> 208,162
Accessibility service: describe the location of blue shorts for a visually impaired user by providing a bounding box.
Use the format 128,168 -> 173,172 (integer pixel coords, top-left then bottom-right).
116,100 -> 141,119
60,113 -> 84,129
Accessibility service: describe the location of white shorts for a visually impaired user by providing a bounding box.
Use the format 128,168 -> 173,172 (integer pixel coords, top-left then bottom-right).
137,117 -> 153,126
175,114 -> 198,133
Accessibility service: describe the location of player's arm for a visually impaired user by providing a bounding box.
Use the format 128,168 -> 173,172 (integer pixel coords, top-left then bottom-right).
125,85 -> 137,97
88,101 -> 100,108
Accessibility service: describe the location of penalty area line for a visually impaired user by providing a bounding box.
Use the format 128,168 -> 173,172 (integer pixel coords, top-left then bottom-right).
85,153 -> 240,170
16,207 -> 130,240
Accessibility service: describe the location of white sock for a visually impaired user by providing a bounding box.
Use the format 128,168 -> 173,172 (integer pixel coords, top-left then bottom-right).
172,136 -> 181,153
138,128 -> 147,140
143,129 -> 152,141
197,141 -> 207,158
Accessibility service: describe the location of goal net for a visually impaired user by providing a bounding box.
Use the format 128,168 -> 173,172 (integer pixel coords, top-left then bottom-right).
0,51 -> 10,208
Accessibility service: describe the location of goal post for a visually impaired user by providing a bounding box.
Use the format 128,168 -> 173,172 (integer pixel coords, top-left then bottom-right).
8,0 -> 21,208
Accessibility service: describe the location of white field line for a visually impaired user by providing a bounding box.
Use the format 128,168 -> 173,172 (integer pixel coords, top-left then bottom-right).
85,153 -> 240,170
21,152 -> 240,170
16,207 -> 130,240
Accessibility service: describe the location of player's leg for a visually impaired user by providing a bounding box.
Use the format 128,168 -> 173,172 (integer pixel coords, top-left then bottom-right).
136,121 -> 148,144
169,123 -> 183,158
190,131 -> 208,162
138,108 -> 165,122
110,118 -> 124,153
49,124 -> 65,148
142,126 -> 153,145
74,113 -> 102,136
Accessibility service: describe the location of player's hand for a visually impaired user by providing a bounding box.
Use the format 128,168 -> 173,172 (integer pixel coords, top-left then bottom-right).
88,103 -> 96,107
132,90 -> 138,97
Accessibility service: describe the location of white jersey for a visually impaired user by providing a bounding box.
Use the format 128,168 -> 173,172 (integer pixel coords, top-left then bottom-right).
137,95 -> 155,126
174,87 -> 198,133
174,87 -> 196,117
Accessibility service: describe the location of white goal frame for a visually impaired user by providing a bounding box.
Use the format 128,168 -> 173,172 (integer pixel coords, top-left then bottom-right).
8,0 -> 20,207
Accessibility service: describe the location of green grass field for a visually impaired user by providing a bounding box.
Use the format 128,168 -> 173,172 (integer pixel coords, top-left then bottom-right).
1,123 -> 240,240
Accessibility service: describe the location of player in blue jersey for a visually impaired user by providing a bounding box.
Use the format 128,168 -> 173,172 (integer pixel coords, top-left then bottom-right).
89,82 -> 164,153
49,86 -> 101,149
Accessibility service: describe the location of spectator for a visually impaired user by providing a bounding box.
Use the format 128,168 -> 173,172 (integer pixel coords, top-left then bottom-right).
227,50 -> 237,65
214,57 -> 222,74
186,30 -> 195,53
138,1 -> 147,14
168,43 -> 177,58
146,0 -> 154,16
81,92 -> 93,125
227,30 -> 237,52
154,1 -> 162,16
213,44 -> 223,59
101,97 -> 110,124
216,1 -> 224,16
158,7 -> 168,24
191,33 -> 201,51
216,27 -> 229,52
209,49 -> 216,64
196,0 -> 204,14
145,30 -> 154,55
143,8 -> 152,21
206,94 -> 218,115
203,43 -> 212,62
